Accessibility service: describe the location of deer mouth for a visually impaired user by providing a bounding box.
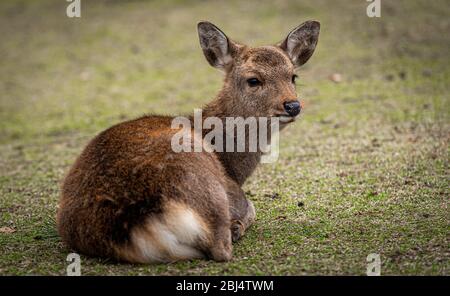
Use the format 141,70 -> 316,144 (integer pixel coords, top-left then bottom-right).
275,114 -> 298,124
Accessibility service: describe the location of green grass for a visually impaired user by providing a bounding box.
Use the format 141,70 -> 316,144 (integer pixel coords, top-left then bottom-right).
0,0 -> 448,275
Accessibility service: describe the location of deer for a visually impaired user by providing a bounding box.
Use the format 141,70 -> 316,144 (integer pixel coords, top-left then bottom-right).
57,20 -> 320,263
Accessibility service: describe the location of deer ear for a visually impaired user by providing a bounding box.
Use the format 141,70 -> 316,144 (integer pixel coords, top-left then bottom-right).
279,21 -> 320,68
197,21 -> 236,70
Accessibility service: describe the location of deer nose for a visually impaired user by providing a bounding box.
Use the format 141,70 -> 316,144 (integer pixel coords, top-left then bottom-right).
283,100 -> 301,117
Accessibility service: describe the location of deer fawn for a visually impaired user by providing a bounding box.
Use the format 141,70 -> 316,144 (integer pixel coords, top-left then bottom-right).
57,20 -> 320,263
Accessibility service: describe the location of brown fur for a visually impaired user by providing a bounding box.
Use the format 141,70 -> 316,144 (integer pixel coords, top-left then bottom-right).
57,20 -> 320,262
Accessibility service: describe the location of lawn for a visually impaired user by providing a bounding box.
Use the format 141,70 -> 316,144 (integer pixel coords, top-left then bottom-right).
0,0 -> 448,275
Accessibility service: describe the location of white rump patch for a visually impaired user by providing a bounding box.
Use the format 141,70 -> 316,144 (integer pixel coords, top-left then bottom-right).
131,203 -> 208,263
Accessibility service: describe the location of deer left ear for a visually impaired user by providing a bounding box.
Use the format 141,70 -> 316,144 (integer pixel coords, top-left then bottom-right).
279,21 -> 320,68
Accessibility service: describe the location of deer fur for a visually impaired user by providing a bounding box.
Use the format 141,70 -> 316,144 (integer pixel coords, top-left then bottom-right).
57,20 -> 320,263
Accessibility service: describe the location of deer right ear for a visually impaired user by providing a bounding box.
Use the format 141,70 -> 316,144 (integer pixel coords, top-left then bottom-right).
197,21 -> 235,70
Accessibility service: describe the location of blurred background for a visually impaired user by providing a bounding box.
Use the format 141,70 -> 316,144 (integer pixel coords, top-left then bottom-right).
0,0 -> 448,275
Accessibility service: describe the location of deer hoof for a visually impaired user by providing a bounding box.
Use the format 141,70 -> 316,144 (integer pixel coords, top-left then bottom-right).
231,220 -> 244,243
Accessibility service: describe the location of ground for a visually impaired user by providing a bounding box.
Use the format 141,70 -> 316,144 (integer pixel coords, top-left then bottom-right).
0,0 -> 448,275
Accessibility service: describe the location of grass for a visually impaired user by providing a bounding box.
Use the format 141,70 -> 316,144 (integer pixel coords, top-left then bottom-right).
0,0 -> 448,275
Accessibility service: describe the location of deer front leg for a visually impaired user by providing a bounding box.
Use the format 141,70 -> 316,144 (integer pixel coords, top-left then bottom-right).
226,181 -> 256,242
230,199 -> 255,242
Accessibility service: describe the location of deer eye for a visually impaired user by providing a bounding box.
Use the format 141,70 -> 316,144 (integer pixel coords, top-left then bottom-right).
292,74 -> 298,84
247,78 -> 262,87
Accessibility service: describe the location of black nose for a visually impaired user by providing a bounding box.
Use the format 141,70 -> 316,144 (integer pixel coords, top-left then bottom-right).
283,100 -> 301,117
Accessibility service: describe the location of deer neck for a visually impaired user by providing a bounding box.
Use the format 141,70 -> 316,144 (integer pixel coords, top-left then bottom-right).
200,92 -> 268,186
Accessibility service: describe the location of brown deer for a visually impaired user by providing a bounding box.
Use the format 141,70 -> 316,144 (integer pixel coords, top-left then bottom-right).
57,20 -> 320,263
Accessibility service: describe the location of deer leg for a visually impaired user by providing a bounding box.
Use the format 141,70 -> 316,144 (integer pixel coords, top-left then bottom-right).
205,192 -> 233,262
209,219 -> 233,262
226,182 -> 256,242
230,199 -> 255,242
